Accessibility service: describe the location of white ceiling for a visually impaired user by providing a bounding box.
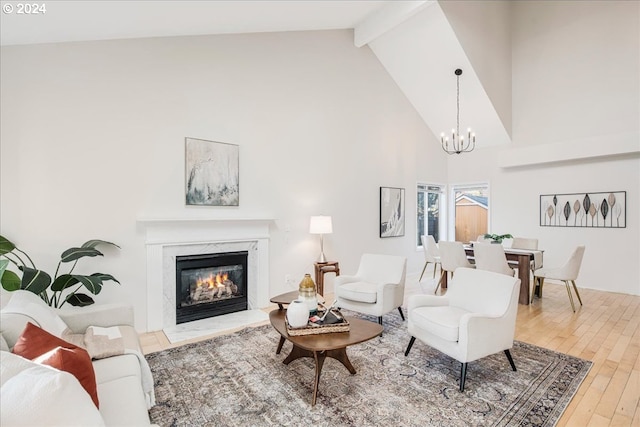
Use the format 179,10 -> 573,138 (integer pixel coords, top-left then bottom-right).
0,0 -> 511,149
0,0 -> 389,46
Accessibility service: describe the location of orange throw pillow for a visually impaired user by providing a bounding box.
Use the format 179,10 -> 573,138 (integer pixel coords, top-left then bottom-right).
12,322 -> 99,408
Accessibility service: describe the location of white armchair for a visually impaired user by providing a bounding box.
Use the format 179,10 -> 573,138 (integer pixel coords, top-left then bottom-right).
335,253 -> 407,327
405,268 -> 520,392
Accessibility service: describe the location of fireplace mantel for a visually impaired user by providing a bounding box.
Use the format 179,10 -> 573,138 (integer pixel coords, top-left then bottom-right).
139,217 -> 274,332
137,217 -> 275,244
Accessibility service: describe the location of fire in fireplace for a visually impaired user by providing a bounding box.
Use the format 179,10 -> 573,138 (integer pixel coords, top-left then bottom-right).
175,251 -> 248,324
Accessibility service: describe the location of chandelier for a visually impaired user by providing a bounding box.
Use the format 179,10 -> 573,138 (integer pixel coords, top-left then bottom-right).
441,68 -> 476,154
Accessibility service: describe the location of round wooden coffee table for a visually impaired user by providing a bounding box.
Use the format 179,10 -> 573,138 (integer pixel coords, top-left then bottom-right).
269,309 -> 383,406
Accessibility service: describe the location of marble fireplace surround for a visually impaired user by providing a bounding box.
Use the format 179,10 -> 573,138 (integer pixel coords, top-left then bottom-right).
139,218 -> 273,335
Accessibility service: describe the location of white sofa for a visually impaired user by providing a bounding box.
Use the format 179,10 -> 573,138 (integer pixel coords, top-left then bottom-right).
1,292 -> 155,426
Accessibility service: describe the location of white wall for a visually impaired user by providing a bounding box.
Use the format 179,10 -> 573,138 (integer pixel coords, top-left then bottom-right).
512,0 -> 639,147
439,0 -> 512,138
447,1 -> 640,295
0,30 -> 446,331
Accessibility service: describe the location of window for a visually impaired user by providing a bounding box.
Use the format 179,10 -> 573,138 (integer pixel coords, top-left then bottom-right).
451,184 -> 489,243
417,184 -> 445,246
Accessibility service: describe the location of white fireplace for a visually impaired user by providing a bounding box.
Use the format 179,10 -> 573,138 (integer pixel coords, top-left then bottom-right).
138,218 -> 273,334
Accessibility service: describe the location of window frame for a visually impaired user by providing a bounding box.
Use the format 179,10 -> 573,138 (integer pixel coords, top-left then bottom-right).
416,182 -> 447,249
448,182 -> 491,242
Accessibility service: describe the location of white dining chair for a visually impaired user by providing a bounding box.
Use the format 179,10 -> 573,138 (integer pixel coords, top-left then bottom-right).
511,237 -> 539,250
509,237 -> 542,272
419,235 -> 441,281
435,241 -> 475,294
532,246 -> 585,312
473,242 -> 515,277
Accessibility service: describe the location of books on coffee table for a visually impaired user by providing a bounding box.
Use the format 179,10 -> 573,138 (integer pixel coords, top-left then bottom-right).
285,309 -> 350,336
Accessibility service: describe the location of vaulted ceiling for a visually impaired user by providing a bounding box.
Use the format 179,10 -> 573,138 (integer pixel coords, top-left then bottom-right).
0,0 -> 512,149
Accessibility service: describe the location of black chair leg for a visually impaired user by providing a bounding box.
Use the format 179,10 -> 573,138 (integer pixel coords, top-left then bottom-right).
405,336 -> 416,356
398,307 -> 405,321
377,316 -> 383,325
459,363 -> 468,392
504,349 -> 517,371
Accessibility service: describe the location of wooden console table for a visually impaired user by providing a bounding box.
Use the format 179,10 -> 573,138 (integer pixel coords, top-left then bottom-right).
314,261 -> 340,296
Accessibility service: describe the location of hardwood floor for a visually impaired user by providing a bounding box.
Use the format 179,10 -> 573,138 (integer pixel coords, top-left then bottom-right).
140,277 -> 639,427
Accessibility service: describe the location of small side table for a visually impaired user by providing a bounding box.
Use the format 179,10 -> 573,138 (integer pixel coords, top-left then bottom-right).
270,291 -> 325,311
314,261 -> 340,296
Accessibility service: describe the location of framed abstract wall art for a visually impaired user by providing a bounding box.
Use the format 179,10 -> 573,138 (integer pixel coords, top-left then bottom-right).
540,191 -> 626,228
185,138 -> 239,206
380,187 -> 405,237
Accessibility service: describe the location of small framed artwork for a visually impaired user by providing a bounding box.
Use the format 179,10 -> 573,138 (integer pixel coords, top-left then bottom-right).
185,138 -> 239,206
540,191 -> 626,228
380,187 -> 405,238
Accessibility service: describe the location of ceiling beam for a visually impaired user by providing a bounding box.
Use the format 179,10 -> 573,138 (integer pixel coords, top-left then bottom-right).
353,0 -> 436,48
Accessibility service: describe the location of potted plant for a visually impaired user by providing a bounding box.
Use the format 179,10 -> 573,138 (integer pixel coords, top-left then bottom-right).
483,233 -> 513,244
0,235 -> 120,308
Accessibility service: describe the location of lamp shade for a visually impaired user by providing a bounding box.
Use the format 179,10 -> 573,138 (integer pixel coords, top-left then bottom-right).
309,216 -> 332,234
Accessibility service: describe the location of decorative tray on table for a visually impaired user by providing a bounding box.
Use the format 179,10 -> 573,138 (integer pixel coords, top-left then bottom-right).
285,309 -> 350,336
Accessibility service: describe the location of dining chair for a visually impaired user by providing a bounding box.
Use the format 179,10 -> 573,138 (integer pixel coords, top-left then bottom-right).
473,242 -> 515,277
511,237 -> 539,250
532,246 -> 585,312
419,235 -> 441,281
435,241 -> 475,294
509,237 -> 542,273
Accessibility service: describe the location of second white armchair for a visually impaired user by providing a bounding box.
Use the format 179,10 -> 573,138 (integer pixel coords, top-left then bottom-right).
335,253 -> 407,327
405,268 -> 520,392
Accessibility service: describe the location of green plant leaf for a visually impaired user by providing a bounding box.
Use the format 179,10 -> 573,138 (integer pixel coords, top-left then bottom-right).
65,293 -> 95,307
71,274 -> 103,295
60,247 -> 103,263
20,267 -> 52,294
51,274 -> 80,291
90,272 -> 120,284
0,235 -> 16,255
82,240 -> 121,250
1,269 -> 21,291
0,259 -> 8,277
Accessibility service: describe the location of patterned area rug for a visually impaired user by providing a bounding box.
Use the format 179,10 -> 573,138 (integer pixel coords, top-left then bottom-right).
146,312 -> 591,427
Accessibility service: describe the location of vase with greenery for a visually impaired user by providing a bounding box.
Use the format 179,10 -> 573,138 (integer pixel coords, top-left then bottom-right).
483,233 -> 513,244
0,235 -> 120,308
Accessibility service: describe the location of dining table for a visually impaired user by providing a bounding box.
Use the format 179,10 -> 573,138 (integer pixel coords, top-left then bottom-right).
439,245 -> 543,305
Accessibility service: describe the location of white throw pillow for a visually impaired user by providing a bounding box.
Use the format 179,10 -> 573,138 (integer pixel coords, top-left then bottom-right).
1,290 -> 68,336
0,352 -> 105,426
0,335 -> 8,352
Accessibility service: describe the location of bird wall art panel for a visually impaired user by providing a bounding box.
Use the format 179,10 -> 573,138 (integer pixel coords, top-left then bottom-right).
540,191 -> 626,228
